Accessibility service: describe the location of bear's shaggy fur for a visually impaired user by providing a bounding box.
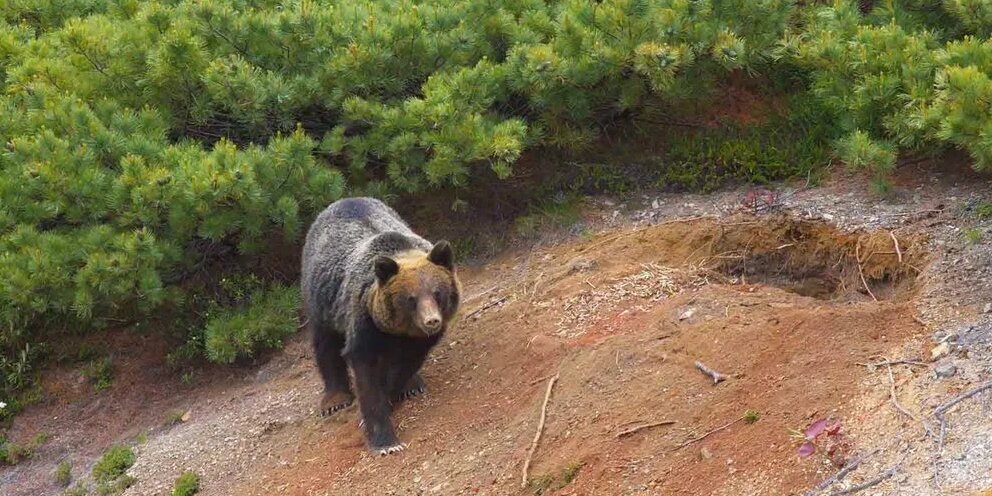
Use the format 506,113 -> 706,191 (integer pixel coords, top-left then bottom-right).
301,197 -> 461,454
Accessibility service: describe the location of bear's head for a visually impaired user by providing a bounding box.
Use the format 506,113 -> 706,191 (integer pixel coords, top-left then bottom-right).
368,241 -> 461,338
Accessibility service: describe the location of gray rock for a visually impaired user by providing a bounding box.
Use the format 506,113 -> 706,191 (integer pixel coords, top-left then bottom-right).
934,362 -> 958,379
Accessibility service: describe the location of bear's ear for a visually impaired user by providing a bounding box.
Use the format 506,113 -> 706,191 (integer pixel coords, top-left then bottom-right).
374,256 -> 400,284
428,240 -> 454,270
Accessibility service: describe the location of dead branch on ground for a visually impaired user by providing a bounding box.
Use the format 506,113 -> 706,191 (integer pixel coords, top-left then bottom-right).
855,242 -> 878,302
828,464 -> 899,496
888,231 -> 903,263
522,374 -> 559,489
673,415 -> 745,450
694,361 -> 728,384
615,420 -> 677,438
934,379 -> 992,452
804,448 -> 881,496
465,296 -> 508,320
856,358 -> 927,370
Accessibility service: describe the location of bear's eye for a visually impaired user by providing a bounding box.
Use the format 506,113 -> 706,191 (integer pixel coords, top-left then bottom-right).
433,289 -> 444,302
406,295 -> 417,308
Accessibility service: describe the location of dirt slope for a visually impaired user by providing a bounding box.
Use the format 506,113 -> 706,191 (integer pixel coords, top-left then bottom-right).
3,166 -> 992,496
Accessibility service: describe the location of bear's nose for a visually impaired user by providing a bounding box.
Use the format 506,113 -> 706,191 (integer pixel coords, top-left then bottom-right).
423,316 -> 441,330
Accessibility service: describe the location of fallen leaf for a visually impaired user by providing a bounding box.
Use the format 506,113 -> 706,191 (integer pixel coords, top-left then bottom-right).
798,442 -> 816,458
679,308 -> 695,321
805,419 -> 828,440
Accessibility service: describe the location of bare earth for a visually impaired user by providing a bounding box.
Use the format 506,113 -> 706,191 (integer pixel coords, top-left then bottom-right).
3,161 -> 992,496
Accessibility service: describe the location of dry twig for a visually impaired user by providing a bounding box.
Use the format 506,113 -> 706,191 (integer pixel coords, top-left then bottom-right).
804,448 -> 881,496
465,296 -> 508,320
615,420 -> 677,438
694,361 -> 728,384
934,380 -> 992,417
884,363 -> 934,439
528,374 -> 555,386
828,464 -> 899,496
856,358 -> 927,370
522,374 -> 559,488
463,285 -> 499,304
934,380 -> 992,452
888,231 -> 903,263
855,242 -> 878,302
297,317 -> 310,330
673,415 -> 745,450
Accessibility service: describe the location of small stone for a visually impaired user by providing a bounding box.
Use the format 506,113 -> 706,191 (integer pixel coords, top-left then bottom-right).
700,447 -> 713,460
678,308 -> 695,321
983,303 -> 991,314
930,342 -> 951,361
934,362 -> 957,379
181,410 -> 191,422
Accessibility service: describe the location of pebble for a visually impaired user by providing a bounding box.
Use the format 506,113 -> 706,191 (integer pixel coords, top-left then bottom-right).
984,303 -> 991,314
930,342 -> 951,360
934,362 -> 957,379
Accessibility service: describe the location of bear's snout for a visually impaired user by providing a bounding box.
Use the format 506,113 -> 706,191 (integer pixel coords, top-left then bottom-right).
417,298 -> 443,334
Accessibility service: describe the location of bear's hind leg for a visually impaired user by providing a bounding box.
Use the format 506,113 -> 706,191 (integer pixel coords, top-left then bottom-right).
313,327 -> 354,417
349,354 -> 404,455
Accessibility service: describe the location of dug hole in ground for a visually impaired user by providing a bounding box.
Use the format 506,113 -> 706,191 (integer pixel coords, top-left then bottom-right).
3,164 -> 992,496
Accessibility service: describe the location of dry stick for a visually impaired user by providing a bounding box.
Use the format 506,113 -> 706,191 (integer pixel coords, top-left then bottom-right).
830,464 -> 899,496
465,295 -> 508,320
934,379 -> 992,453
464,285 -> 499,304
855,242 -> 878,302
297,317 -> 310,330
934,380 -> 992,417
673,415 -> 745,450
694,361 -> 728,384
803,448 -> 881,496
615,420 -> 677,438
828,464 -> 899,496
522,374 -> 559,489
883,362 -> 935,439
528,374 -> 555,386
856,358 -> 927,369
888,231 -> 903,263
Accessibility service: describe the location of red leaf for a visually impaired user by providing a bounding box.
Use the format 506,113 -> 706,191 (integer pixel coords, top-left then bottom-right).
805,419 -> 829,440
826,421 -> 842,436
798,441 -> 816,458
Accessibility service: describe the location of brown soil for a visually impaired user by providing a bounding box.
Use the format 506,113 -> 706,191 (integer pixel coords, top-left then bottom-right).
5,169 -> 992,496
233,216 -> 925,495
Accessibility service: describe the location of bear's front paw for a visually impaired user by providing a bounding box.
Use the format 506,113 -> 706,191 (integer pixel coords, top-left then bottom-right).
393,374 -> 426,403
319,390 -> 355,417
372,443 -> 407,456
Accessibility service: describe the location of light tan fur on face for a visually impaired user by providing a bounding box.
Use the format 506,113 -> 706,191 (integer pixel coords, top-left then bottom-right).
369,250 -> 460,337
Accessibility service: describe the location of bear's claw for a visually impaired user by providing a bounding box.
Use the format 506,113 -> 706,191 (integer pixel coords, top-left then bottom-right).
319,391 -> 354,417
373,443 -> 407,456
398,384 -> 425,401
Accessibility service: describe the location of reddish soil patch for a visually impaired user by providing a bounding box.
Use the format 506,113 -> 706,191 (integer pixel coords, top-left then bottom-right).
222,215 -> 928,496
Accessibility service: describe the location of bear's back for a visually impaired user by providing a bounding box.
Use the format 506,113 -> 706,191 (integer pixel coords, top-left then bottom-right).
301,198 -> 428,325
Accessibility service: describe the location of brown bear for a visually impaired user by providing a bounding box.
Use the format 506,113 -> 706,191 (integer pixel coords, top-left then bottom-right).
301,197 -> 461,455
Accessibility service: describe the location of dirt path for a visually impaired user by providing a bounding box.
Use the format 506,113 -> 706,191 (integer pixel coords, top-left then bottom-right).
3,164 -> 992,496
